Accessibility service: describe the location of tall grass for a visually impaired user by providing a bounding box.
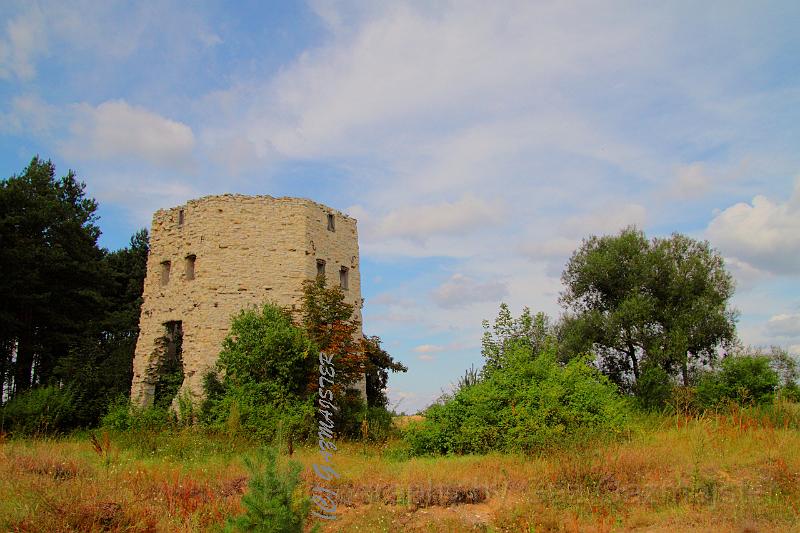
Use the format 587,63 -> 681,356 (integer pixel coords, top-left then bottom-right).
2,409 -> 799,532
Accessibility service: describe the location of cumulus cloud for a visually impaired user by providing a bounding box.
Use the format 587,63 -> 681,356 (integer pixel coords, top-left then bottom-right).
724,256 -> 768,292
706,179 -> 800,275
431,273 -> 507,309
765,314 -> 800,338
61,100 -> 195,168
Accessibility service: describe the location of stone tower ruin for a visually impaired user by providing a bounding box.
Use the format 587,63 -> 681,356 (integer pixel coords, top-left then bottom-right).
130,194 -> 364,408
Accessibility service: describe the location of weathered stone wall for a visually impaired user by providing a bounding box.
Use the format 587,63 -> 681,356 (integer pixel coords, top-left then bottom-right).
130,194 -> 364,407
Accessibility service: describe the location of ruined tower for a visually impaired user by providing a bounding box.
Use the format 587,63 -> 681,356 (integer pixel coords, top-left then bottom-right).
130,194 -> 364,407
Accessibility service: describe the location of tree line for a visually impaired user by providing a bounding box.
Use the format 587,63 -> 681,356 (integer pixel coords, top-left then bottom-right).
1,157 -> 148,429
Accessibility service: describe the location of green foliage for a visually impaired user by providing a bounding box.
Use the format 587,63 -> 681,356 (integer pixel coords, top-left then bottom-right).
362,405 -> 396,442
560,226 -> 737,390
1,385 -> 77,436
634,364 -> 674,411
1,156 -> 147,428
405,343 -> 628,455
329,390 -> 364,439
766,346 -> 800,401
224,447 -> 317,533
201,303 -> 317,441
101,397 -> 171,432
1,157 -> 105,395
219,304 -> 315,395
481,303 -> 553,376
153,323 -> 184,411
362,335 -> 407,408
696,354 -> 780,408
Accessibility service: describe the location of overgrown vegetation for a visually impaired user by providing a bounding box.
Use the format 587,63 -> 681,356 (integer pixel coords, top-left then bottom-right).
197,276 -> 406,448
406,339 -> 628,455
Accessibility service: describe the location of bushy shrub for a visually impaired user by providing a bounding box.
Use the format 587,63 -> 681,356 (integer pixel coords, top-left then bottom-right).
696,354 -> 780,408
405,345 -> 628,455
202,381 -> 315,442
101,396 -> 171,432
201,303 -> 317,442
1,385 -> 77,436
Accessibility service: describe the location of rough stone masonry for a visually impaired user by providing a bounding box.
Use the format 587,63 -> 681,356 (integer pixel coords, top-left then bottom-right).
130,194 -> 366,407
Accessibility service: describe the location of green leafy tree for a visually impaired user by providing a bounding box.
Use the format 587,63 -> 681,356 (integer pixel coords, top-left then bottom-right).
560,226 -> 737,389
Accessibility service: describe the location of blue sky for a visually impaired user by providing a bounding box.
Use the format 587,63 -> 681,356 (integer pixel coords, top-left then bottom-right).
2,1 -> 799,412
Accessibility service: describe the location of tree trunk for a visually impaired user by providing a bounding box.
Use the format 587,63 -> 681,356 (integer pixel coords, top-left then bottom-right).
13,309 -> 34,395
627,343 -> 640,381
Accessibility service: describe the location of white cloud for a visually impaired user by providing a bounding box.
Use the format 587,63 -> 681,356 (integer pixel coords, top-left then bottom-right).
431,273 -> 507,309
706,178 -> 800,275
0,6 -> 47,80
371,195 -> 502,242
562,203 -> 647,238
725,256 -> 768,292
417,354 -> 435,361
61,100 -> 195,168
0,94 -> 58,136
765,314 -> 800,338
669,162 -> 712,199
414,344 -> 444,354
519,237 -> 578,261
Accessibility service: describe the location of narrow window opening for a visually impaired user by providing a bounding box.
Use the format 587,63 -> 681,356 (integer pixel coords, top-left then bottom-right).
185,254 -> 196,280
160,261 -> 171,286
339,266 -> 349,290
327,213 -> 335,231
153,321 -> 184,410
178,209 -> 185,226
316,259 -> 326,278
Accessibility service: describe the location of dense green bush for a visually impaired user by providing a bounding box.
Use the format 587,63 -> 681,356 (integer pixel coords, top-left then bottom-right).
101,396 -> 172,432
1,385 -> 77,436
201,303 -> 317,442
696,354 -> 780,408
405,344 -> 628,455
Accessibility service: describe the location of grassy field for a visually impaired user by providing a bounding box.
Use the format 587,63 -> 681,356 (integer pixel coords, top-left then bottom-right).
2,408 -> 800,532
